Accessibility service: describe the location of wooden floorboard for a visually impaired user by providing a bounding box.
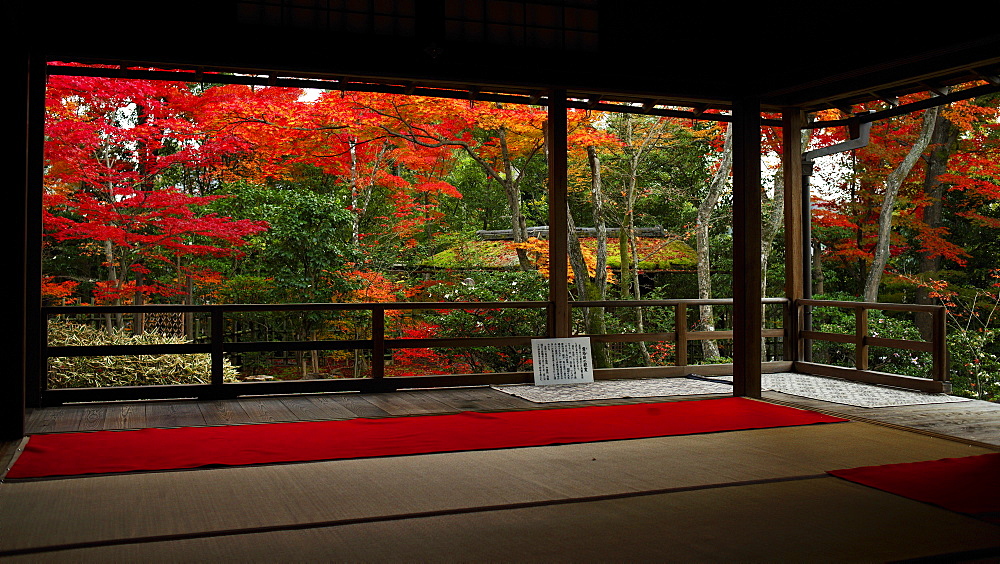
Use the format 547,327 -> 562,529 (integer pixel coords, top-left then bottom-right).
434,386 -> 536,411
275,395 -> 357,421
76,405 -> 110,432
198,399 -> 252,426
236,397 -> 299,423
17,384 -> 1000,448
24,406 -> 78,434
359,390 -> 459,416
145,400 -> 208,429
108,402 -> 147,430
334,393 -> 392,419
762,390 -> 1000,446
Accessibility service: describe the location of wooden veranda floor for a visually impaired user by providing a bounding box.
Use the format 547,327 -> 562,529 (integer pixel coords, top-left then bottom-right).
10,384 -> 1000,446
2,383 -> 999,561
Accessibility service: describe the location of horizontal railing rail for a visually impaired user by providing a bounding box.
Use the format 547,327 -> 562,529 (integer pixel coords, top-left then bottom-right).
795,298 -> 948,392
40,298 -> 789,404
573,298 -> 787,366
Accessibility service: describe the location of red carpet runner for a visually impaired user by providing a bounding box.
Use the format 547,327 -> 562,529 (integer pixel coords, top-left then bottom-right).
8,397 -> 844,479
829,453 -> 1000,524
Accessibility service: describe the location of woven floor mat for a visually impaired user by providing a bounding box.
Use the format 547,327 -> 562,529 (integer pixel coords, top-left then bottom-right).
492,378 -> 731,403
710,373 -> 970,408
495,373 -> 972,408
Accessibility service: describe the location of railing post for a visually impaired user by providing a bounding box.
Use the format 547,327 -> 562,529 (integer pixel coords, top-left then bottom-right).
932,306 -> 947,382
372,306 -> 385,379
855,305 -> 868,371
40,313 -> 49,397
210,308 -> 224,390
787,299 -> 800,364
675,303 -> 688,367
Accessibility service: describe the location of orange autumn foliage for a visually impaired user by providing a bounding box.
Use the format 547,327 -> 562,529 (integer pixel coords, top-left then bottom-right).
510,237 -> 614,284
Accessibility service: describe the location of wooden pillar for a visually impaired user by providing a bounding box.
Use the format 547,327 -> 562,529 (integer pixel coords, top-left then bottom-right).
371,306 -> 385,379
210,309 -> 225,390
26,56 -> 47,410
855,305 -> 869,370
547,90 -> 570,338
674,303 -> 688,367
931,306 -> 947,383
4,48 -> 31,438
782,109 -> 805,363
731,97 -> 762,398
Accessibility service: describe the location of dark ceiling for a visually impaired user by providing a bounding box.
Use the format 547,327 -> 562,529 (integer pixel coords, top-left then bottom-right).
21,1 -> 1000,114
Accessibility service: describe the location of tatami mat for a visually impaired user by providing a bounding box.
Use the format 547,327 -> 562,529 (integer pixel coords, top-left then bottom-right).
11,477 -> 996,563
2,419 -> 995,560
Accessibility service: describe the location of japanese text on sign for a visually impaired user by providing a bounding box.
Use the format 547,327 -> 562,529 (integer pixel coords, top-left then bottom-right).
531,337 -> 594,385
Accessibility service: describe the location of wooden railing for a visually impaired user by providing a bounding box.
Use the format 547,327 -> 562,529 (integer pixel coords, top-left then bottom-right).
40,298 -> 789,404
795,299 -> 949,393
40,297 -> 949,404
572,298 -> 789,377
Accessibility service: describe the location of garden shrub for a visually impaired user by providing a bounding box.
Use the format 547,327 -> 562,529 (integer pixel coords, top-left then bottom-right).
47,319 -> 238,388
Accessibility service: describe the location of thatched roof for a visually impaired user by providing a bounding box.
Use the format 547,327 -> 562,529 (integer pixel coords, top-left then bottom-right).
424,238 -> 696,271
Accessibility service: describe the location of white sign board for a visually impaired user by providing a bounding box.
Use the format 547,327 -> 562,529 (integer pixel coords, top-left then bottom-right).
531,337 -> 594,385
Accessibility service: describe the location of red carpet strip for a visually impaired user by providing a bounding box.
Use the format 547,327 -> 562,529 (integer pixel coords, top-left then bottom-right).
7,397 -> 844,479
829,453 -> 1000,524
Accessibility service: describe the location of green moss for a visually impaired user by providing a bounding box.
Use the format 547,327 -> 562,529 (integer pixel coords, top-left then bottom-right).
424,241 -> 519,268
424,238 -> 696,270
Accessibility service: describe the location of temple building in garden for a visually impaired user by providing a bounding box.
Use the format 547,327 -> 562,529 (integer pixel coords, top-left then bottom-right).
424,226 -> 697,273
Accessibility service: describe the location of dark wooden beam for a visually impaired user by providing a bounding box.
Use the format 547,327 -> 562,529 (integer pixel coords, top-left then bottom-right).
731,97 -> 762,398
4,49 -> 31,439
547,90 -> 570,338
782,109 -> 805,362
26,58 -> 47,407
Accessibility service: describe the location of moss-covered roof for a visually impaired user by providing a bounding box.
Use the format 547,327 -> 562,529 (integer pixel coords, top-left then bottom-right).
424,238 -> 696,270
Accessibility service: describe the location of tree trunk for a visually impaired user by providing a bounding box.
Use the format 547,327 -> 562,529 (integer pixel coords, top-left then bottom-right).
349,138 -> 360,245
566,204 -> 611,367
584,146 -> 612,366
618,116 -> 669,365
759,167 -> 785,359
104,239 -> 124,331
863,106 -> 940,302
499,126 -> 533,270
587,146 -> 609,301
565,146 -> 612,368
696,127 -> 733,360
812,240 -> 825,296
619,229 -> 632,300
915,108 -> 959,339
